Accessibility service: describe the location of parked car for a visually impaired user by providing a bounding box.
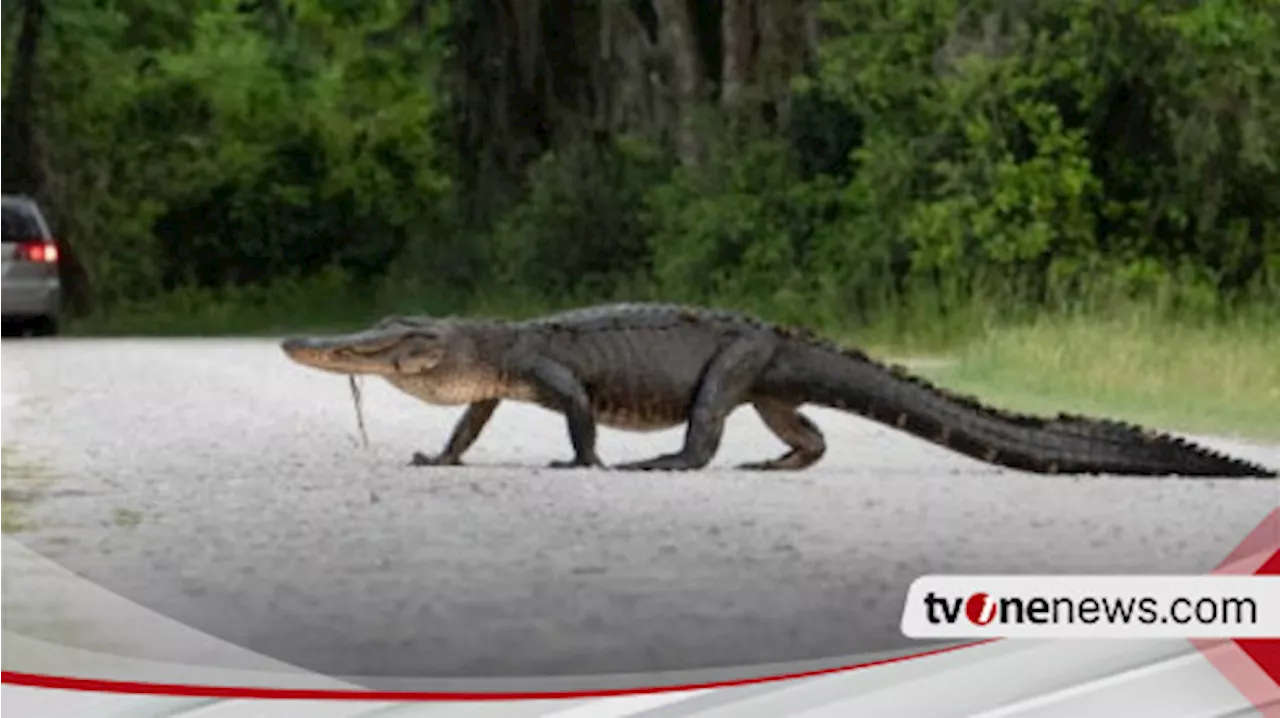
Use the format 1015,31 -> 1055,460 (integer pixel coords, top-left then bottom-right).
2,194 -> 62,335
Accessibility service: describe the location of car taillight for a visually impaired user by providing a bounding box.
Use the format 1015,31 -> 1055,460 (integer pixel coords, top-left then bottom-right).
16,239 -> 58,264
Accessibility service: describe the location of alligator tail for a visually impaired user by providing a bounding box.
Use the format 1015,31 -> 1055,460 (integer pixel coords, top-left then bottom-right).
786,343 -> 1277,478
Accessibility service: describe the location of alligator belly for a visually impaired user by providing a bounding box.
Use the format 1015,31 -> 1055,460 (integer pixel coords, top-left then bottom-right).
592,400 -> 687,432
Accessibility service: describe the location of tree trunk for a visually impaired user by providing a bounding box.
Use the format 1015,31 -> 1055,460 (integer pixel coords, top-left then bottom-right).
754,0 -> 815,131
1,0 -> 47,197
720,0 -> 753,114
653,0 -> 704,166
596,0 -> 663,135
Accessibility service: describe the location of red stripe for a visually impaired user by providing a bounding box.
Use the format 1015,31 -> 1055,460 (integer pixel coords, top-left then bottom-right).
1214,510 -> 1279,572
1199,511 -> 1280,716
1,639 -> 993,701
1235,549 -> 1280,687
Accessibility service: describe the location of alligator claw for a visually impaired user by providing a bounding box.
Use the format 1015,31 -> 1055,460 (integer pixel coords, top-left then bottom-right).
735,459 -> 803,471
613,454 -> 702,471
410,452 -> 461,467
547,457 -> 604,469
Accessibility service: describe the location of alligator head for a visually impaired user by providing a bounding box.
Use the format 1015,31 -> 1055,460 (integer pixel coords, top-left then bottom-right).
280,316 -> 453,376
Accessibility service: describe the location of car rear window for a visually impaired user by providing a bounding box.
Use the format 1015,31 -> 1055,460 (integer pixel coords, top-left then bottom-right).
2,203 -> 47,243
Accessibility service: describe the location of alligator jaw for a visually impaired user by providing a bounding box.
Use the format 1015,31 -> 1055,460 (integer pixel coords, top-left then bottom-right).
280,331 -> 406,376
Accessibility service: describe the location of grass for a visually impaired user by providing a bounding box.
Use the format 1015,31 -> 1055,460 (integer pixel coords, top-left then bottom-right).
2,445 -> 57,534
65,267 -> 383,337
809,272 -> 1280,441
3,447 -> 28,533
1,498 -> 25,534
898,311 -> 1280,441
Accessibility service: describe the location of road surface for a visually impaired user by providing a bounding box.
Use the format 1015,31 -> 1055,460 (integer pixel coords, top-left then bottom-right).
2,337 -> 1276,682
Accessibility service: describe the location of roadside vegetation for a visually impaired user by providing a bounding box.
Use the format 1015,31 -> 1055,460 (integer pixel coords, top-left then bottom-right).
4,0 -> 1277,437
2,445 -> 57,534
912,309 -> 1280,441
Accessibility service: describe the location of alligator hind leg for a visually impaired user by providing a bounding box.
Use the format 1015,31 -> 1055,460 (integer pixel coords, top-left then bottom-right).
614,333 -> 778,471
410,399 -> 500,466
737,399 -> 826,471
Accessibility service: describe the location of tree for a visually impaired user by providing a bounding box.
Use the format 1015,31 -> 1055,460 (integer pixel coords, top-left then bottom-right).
2,0 -> 48,197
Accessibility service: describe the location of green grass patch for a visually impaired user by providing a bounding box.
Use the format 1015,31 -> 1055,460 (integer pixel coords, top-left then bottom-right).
2,445 -> 57,534
3,446 -> 30,533
1,500 -> 25,534
905,311 -> 1280,440
66,266 -> 384,337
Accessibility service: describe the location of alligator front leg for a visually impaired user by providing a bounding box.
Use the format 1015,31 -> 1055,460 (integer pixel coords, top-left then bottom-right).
520,356 -> 605,469
614,333 -> 778,471
410,399 -> 500,466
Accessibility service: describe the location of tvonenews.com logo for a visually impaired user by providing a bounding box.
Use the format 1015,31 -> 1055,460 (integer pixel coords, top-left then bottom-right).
922,590 -> 1256,627
900,576 -> 1280,639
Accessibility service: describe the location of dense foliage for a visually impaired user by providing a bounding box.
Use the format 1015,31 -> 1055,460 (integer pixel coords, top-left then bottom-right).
4,0 -> 1277,324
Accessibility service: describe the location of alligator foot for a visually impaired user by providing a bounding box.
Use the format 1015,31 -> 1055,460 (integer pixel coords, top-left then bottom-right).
613,452 -> 703,471
736,449 -> 824,471
409,452 -> 462,467
736,460 -> 789,471
547,456 -> 604,469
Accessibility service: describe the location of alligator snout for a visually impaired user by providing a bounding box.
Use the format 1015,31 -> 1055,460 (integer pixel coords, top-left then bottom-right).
280,336 -> 335,367
280,333 -> 404,375
280,336 -> 318,360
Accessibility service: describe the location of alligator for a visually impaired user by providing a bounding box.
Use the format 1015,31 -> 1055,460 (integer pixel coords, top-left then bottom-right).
280,302 -> 1277,478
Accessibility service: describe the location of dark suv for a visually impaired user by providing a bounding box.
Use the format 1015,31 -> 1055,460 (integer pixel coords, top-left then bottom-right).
2,194 -> 62,335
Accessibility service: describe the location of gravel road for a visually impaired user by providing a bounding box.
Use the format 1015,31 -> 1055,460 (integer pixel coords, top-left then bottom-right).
2,337 -> 1277,681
